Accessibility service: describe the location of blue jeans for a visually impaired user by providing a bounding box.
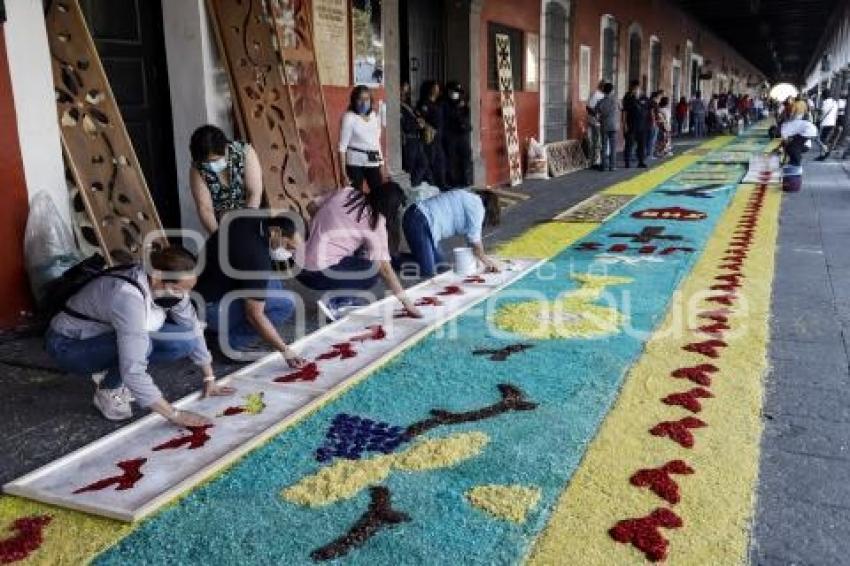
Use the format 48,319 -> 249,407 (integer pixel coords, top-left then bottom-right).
647,126 -> 659,158
297,255 -> 379,292
45,322 -> 201,390
205,279 -> 295,351
401,205 -> 445,277
601,130 -> 618,170
693,115 -> 706,137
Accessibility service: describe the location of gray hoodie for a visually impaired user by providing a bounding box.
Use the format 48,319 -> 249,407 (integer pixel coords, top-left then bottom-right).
49,266 -> 211,407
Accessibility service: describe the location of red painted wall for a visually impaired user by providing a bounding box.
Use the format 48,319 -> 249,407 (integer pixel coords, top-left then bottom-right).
568,0 -> 765,141
480,0 -> 541,187
0,27 -> 33,327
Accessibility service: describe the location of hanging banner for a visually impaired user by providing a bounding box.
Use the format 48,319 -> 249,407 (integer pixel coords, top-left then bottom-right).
495,33 -> 523,187
312,0 -> 350,87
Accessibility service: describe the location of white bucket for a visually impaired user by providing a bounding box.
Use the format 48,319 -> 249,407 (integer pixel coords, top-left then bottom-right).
453,247 -> 477,276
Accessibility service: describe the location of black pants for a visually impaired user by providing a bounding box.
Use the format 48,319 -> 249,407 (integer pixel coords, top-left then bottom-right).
346,165 -> 383,193
402,136 -> 432,187
423,140 -> 448,189
444,132 -> 473,187
624,129 -> 646,166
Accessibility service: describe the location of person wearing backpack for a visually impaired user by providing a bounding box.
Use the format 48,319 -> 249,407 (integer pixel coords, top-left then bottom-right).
44,247 -> 233,424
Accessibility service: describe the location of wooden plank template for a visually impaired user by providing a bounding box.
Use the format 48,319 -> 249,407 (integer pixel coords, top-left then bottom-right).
5,259 -> 541,522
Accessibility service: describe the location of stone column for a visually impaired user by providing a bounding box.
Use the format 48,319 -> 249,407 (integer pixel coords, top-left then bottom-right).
382,0 -> 410,188
469,0 -> 486,186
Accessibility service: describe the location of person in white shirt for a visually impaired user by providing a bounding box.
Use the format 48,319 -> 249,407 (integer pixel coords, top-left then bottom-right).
814,91 -> 838,155
586,80 -> 606,169
339,85 -> 384,194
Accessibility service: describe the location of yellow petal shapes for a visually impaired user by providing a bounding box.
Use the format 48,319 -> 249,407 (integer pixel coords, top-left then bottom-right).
281,432 -> 490,508
466,484 -> 542,523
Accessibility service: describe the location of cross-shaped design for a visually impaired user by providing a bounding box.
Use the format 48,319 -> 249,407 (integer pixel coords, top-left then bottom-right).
609,226 -> 683,244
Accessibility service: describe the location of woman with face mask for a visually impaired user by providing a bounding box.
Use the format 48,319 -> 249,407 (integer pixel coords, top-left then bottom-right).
442,81 -> 473,187
339,85 -> 384,194
44,247 -> 234,424
189,125 -> 263,235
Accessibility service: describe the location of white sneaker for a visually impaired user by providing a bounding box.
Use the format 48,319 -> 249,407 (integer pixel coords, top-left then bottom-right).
93,387 -> 133,421
92,373 -> 135,402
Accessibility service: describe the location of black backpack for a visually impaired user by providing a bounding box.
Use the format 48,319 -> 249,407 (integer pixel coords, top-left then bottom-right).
41,254 -> 144,323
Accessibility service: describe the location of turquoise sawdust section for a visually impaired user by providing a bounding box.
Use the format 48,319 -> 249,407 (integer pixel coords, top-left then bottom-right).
97,148 -> 750,565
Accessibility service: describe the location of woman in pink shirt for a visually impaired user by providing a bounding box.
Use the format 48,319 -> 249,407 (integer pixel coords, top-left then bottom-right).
297,185 -> 422,318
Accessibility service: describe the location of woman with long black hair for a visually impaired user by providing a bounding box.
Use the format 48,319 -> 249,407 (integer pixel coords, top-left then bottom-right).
339,85 -> 384,194
297,183 -> 422,318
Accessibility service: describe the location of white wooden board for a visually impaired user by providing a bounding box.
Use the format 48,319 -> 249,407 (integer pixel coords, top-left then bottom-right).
5,258 -> 541,521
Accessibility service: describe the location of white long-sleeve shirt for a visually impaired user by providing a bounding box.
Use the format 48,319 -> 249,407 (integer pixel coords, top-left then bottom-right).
820,98 -> 838,127
50,267 -> 211,408
339,111 -> 383,167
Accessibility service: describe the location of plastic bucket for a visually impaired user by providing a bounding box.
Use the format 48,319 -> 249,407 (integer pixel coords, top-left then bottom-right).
453,247 -> 477,276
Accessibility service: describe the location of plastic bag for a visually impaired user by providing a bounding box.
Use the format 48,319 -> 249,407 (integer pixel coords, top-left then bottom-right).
24,192 -> 82,307
525,137 -> 549,180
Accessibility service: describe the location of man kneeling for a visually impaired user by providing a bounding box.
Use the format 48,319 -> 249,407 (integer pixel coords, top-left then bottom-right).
196,212 -> 308,367
45,247 -> 232,425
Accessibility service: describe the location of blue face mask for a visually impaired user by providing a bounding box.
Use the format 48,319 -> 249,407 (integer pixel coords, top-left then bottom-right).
356,101 -> 371,115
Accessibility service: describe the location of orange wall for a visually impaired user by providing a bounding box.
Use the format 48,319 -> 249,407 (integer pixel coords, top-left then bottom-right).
480,0 -> 541,187
0,26 -> 32,327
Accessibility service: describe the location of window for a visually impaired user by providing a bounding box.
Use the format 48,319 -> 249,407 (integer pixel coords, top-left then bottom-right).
672,60 -> 682,101
600,15 -> 619,89
542,0 -> 571,142
628,25 -> 642,85
579,45 -> 591,101
488,23 -> 524,91
649,36 -> 662,93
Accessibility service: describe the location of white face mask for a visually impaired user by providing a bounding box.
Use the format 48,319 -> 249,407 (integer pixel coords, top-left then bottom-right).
270,247 -> 293,262
449,91 -> 460,101
207,157 -> 227,174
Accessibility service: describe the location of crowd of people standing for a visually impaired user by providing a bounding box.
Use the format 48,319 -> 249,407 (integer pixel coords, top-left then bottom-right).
586,79 -> 676,172
586,81 -> 772,171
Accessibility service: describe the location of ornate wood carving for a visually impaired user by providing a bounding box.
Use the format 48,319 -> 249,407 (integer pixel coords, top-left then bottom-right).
45,0 -> 165,262
546,140 -> 590,178
206,0 -> 321,218
267,0 -> 339,191
495,33 -> 523,187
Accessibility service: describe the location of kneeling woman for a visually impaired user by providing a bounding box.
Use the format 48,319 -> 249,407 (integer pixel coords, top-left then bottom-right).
45,248 -> 234,425
297,186 -> 422,318
401,189 -> 501,277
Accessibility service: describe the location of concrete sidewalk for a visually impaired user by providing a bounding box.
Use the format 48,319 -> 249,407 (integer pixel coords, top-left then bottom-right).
751,159 -> 850,565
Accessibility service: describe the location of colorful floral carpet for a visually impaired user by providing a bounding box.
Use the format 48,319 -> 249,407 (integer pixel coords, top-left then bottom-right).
0,132 -> 781,565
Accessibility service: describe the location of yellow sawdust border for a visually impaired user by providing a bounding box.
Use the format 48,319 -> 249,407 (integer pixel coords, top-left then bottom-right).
526,184 -> 781,565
